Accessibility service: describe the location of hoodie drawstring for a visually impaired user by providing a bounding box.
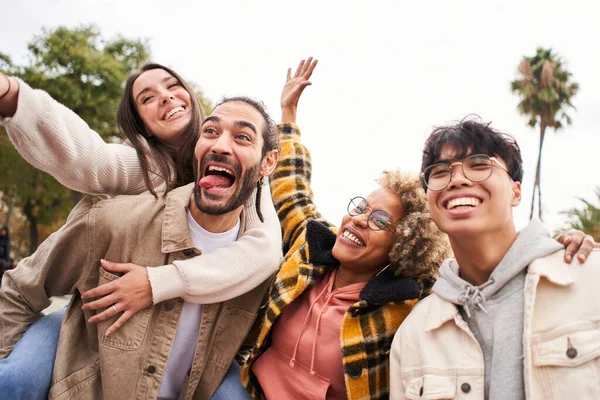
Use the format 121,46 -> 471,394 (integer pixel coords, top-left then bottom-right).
308,293 -> 335,375
289,281 -> 331,369
457,278 -> 495,318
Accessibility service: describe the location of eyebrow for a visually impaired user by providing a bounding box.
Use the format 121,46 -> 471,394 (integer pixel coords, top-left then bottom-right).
235,121 -> 257,135
201,116 -> 257,136
135,76 -> 175,103
202,115 -> 220,126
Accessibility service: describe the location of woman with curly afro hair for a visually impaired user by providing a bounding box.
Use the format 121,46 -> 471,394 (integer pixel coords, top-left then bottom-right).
211,58 -> 450,400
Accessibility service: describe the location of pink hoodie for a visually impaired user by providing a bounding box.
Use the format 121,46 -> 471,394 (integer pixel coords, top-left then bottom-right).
253,269 -> 366,399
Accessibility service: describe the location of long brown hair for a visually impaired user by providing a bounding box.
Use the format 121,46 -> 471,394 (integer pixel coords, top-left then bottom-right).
117,63 -> 205,197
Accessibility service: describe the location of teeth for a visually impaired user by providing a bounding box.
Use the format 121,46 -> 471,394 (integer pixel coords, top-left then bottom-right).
447,197 -> 481,210
166,107 -> 184,119
208,165 -> 234,176
342,230 -> 365,246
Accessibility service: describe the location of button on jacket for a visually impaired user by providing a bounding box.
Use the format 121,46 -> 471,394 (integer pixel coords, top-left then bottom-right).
390,249 -> 600,399
0,183 -> 273,400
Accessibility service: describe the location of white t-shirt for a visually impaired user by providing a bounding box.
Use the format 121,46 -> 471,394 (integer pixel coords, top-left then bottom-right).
157,210 -> 240,399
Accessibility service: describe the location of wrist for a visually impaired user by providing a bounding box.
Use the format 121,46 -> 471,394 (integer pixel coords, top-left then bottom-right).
0,76 -> 19,118
281,106 -> 297,124
0,76 -> 11,101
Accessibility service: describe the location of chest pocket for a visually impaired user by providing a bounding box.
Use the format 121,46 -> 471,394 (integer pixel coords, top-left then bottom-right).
96,267 -> 152,350
532,323 -> 600,398
404,375 -> 456,399
208,307 -> 258,370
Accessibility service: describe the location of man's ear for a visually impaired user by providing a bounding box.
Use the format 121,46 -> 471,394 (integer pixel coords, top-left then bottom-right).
511,181 -> 522,207
260,150 -> 279,177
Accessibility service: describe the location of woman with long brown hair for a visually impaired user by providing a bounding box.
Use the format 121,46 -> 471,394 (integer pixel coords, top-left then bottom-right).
0,64 -> 282,399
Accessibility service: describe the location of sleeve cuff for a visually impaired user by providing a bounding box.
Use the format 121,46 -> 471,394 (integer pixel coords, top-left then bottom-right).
277,123 -> 301,137
147,264 -> 187,304
1,78 -> 44,127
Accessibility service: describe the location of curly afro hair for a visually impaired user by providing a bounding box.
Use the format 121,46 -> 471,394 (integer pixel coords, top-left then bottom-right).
377,169 -> 450,278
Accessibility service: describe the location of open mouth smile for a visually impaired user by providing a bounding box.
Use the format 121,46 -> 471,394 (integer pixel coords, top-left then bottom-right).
340,228 -> 365,247
164,106 -> 186,121
199,164 -> 237,191
444,196 -> 482,210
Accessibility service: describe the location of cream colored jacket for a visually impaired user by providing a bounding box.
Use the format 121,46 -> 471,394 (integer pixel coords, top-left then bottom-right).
390,249 -> 600,400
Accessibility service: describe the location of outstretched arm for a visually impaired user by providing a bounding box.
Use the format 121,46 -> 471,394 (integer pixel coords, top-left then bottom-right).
0,73 -> 160,195
270,57 -> 333,256
0,199 -> 93,357
82,168 -> 282,334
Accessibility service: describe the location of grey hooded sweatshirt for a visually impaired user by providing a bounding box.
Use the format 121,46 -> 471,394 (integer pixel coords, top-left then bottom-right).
432,219 -> 563,400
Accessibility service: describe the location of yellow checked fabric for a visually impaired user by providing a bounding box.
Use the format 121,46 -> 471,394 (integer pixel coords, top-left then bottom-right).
241,124 -> 424,400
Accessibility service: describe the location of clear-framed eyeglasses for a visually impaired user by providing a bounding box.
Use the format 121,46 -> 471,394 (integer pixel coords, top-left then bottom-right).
421,154 -> 511,191
347,196 -> 395,231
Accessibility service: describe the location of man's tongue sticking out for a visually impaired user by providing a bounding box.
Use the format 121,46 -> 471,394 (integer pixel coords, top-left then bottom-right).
199,174 -> 233,189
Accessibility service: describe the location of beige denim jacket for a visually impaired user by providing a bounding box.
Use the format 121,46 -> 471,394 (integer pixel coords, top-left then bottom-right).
390,249 -> 600,399
0,183 -> 273,400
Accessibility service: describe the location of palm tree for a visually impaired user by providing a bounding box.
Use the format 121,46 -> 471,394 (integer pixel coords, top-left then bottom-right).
561,187 -> 600,241
511,47 -> 579,220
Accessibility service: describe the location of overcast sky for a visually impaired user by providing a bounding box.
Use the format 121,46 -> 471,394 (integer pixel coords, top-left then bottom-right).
2,0 -> 599,232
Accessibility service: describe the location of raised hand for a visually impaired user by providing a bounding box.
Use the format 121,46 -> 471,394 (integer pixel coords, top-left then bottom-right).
281,57 -> 318,124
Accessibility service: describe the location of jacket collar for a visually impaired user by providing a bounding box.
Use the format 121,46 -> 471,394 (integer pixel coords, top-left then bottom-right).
159,183 -> 247,253
528,249 -> 575,286
423,250 -> 582,332
425,293 -> 461,332
305,220 -> 421,305
161,183 -> 196,253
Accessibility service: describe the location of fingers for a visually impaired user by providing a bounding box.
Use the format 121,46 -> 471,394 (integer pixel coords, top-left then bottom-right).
293,59 -> 306,78
292,57 -> 318,79
100,259 -> 134,274
87,305 -> 119,324
555,233 -> 570,245
575,235 -> 595,263
286,67 -> 292,82
81,280 -> 116,300
560,230 -> 596,263
83,293 -> 118,311
303,58 -> 318,80
564,233 -> 584,263
105,310 -> 133,336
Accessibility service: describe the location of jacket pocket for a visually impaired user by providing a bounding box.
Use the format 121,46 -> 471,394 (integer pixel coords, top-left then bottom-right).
404,374 -> 456,399
209,307 -> 258,370
49,360 -> 102,400
532,323 -> 600,398
96,267 -> 152,350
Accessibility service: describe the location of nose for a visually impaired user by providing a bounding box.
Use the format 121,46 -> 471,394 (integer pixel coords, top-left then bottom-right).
160,88 -> 174,104
351,212 -> 369,229
447,163 -> 473,190
211,132 -> 233,155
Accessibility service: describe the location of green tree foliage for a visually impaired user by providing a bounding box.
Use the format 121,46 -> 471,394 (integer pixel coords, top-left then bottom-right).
561,188 -> 600,241
511,47 -> 579,220
0,25 -> 150,254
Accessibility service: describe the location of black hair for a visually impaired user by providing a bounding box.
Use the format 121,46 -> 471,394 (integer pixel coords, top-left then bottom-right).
214,96 -> 279,156
420,116 -> 523,191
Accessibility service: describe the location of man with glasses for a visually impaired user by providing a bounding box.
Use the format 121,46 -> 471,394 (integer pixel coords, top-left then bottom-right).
390,118 -> 600,399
